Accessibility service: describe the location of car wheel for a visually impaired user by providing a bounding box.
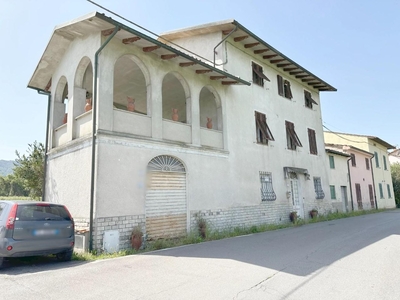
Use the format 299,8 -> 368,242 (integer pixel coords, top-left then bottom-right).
56,250 -> 73,262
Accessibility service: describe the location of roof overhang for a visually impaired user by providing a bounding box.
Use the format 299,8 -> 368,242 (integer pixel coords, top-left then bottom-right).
160,19 -> 336,92
28,13 -> 250,92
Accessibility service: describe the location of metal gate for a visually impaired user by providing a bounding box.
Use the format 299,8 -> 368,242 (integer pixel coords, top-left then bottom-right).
146,155 -> 187,240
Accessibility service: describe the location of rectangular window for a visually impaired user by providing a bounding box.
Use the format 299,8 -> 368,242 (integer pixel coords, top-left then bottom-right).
350,153 -> 356,167
330,185 -> 336,200
355,183 -> 363,209
369,184 -> 375,208
379,183 -> 384,199
375,151 -> 379,168
304,90 -> 317,109
383,155 -> 387,170
252,62 -> 269,87
308,128 -> 317,155
365,158 -> 370,170
255,111 -> 274,145
387,184 -> 392,198
329,155 -> 335,169
313,177 -> 325,199
277,75 -> 292,99
260,172 -> 276,201
285,121 -> 302,150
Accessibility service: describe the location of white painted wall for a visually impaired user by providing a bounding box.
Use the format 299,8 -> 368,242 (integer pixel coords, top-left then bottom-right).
326,152 -> 350,212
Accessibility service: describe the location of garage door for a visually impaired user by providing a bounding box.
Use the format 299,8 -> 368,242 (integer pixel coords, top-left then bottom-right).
146,155 -> 187,240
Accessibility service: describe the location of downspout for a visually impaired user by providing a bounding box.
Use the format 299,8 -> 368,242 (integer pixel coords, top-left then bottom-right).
370,155 -> 378,210
347,157 -> 354,211
37,90 -> 51,202
213,25 -> 237,67
89,26 -> 119,252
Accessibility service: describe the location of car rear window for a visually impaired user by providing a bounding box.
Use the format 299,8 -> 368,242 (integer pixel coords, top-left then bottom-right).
16,204 -> 72,221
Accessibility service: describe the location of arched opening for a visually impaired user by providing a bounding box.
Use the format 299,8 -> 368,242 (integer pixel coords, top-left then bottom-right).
145,155 -> 187,240
162,72 -> 189,123
199,86 -> 222,130
53,76 -> 69,128
113,55 -> 148,114
75,57 -> 93,114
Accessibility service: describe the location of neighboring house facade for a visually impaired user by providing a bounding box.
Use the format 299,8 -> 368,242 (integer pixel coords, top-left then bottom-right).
389,149 -> 400,165
28,12 -> 337,251
324,132 -> 395,209
325,148 -> 351,212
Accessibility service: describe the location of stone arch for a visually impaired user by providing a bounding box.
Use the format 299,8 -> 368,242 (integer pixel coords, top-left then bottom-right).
162,72 -> 191,123
145,155 -> 187,239
113,54 -> 150,115
199,86 -> 222,130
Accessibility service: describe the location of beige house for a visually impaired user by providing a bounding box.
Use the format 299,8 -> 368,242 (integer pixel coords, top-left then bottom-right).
28,12 -> 337,251
324,132 -> 395,209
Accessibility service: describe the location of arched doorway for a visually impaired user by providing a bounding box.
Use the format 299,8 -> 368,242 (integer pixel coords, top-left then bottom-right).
146,155 -> 187,240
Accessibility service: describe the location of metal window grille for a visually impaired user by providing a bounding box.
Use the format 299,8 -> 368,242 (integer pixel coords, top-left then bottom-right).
313,177 -> 325,199
148,155 -> 186,173
260,172 -> 276,201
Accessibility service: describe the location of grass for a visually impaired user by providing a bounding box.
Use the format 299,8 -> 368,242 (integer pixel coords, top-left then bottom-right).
73,208 -> 390,261
0,196 -> 34,200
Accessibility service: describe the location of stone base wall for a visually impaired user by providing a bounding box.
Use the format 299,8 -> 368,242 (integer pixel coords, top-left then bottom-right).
93,214 -> 145,251
190,202 -> 292,232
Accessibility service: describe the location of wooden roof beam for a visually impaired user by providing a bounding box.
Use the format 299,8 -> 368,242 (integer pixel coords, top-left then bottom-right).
289,71 -> 304,75
234,35 -> 249,42
296,74 -> 310,78
308,82 -> 320,86
221,81 -> 239,85
179,62 -> 197,67
254,49 -> 269,54
244,42 -> 260,48
314,85 -> 326,88
302,78 -> 315,82
102,28 -> 120,36
270,59 -> 285,64
263,54 -> 278,59
277,63 -> 291,68
143,46 -> 160,52
161,54 -> 178,60
210,76 -> 227,80
123,37 -> 141,44
284,67 -> 298,71
196,70 -> 213,74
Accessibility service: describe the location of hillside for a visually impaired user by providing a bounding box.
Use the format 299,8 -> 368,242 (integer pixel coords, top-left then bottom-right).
0,160 -> 15,176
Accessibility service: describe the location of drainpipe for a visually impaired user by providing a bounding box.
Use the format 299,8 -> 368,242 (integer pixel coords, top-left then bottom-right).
37,90 -> 51,202
370,155 -> 378,210
347,157 -> 354,211
213,25 -> 237,67
89,26 -> 120,252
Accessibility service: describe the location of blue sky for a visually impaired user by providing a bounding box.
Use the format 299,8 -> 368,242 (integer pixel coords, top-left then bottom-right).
0,0 -> 399,160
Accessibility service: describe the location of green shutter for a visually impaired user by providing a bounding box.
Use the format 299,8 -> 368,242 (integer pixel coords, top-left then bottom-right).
329,155 -> 335,169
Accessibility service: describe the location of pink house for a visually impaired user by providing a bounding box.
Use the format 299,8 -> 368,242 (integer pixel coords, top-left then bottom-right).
326,144 -> 375,211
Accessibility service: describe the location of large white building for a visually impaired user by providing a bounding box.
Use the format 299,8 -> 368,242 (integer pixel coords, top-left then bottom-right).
28,12 -> 337,251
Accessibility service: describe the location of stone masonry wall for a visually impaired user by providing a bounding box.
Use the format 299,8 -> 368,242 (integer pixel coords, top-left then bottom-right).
93,214 -> 145,252
190,202 -> 292,232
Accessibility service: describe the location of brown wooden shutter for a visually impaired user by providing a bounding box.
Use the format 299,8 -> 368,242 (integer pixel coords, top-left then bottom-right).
285,80 -> 293,99
308,128 -> 317,155
277,75 -> 283,96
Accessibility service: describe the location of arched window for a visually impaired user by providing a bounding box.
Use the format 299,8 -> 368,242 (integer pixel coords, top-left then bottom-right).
162,73 -> 189,123
113,55 -> 148,114
199,86 -> 222,130
147,155 -> 186,173
53,76 -> 69,128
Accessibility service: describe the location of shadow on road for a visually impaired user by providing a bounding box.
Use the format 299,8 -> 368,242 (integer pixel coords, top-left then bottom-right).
147,210 -> 400,276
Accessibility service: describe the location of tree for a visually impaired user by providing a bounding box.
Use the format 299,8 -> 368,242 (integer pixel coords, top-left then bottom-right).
391,163 -> 400,207
0,174 -> 28,197
13,141 -> 45,199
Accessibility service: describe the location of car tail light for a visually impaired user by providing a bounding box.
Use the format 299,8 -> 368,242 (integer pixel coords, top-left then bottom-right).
6,204 -> 18,230
7,246 -> 13,251
36,203 -> 50,207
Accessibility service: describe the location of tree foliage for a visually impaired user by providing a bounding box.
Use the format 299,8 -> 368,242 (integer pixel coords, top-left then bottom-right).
13,141 -> 45,199
391,163 -> 400,207
0,174 -> 28,197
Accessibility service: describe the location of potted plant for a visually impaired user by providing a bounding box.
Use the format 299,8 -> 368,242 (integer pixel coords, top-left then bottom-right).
130,226 -> 143,250
289,211 -> 297,223
197,218 -> 207,239
310,209 -> 318,219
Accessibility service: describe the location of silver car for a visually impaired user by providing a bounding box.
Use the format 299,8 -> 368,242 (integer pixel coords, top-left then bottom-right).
0,200 -> 74,269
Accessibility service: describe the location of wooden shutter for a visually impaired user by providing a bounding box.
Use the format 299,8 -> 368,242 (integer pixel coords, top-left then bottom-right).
286,121 -> 302,147
277,75 -> 283,96
284,80 -> 293,99
368,184 -> 374,208
365,158 -> 370,170
351,154 -> 356,166
255,111 -> 274,142
308,128 -> 317,155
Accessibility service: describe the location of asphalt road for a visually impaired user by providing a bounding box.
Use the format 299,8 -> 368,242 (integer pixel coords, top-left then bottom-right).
1,210 -> 400,300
